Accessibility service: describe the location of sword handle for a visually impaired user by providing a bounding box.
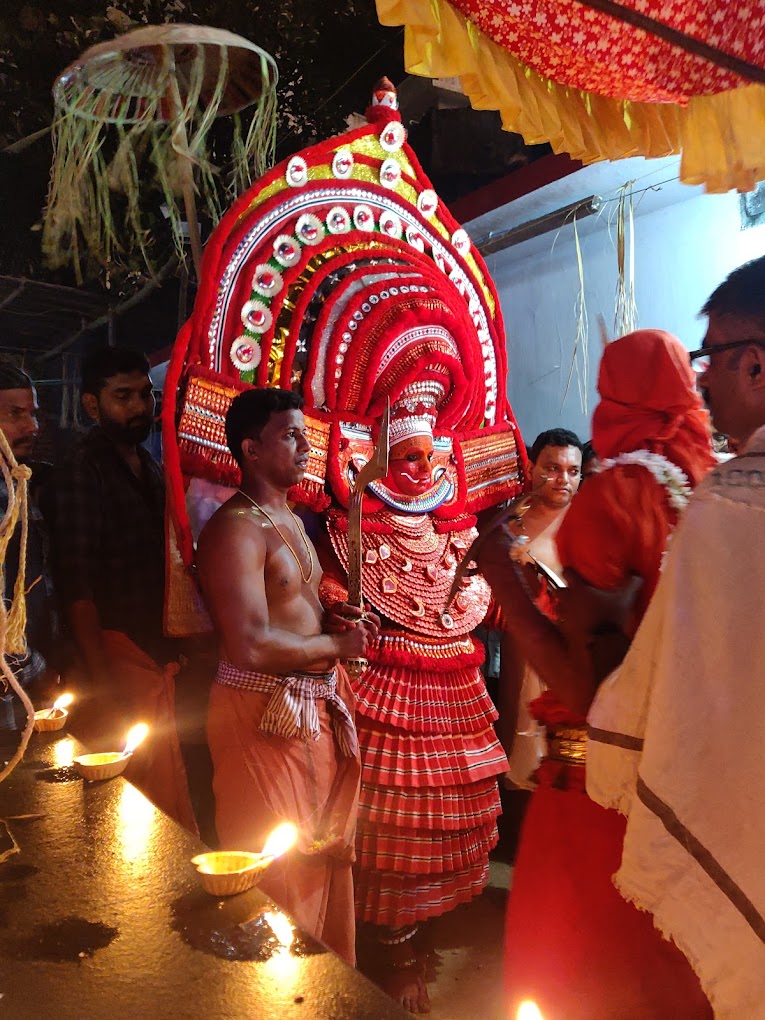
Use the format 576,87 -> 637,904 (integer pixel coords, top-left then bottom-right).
347,491 -> 363,609
344,656 -> 368,680
343,610 -> 370,680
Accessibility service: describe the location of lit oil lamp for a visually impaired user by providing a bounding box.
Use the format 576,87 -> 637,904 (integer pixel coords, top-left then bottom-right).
192,821 -> 298,897
73,721 -> 149,781
517,1002 -> 544,1020
33,692 -> 74,732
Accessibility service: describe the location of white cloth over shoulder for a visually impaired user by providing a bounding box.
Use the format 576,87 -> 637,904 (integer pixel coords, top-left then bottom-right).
587,427 -> 765,1019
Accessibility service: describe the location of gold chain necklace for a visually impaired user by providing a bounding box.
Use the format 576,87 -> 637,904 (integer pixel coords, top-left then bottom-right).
237,490 -> 315,584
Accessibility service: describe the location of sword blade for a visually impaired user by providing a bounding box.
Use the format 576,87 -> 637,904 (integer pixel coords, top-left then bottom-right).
347,402 -> 390,608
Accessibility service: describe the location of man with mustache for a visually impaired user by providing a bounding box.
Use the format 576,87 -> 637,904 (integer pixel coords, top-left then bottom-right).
515,428 -> 583,579
51,346 -> 196,831
499,429 -> 582,790
197,388 -> 376,963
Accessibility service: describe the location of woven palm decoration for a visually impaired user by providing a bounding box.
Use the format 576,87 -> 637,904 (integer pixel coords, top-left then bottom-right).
43,24 -> 278,280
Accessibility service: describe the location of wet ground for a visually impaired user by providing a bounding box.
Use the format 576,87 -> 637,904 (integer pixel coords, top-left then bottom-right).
1,729 -> 411,1020
9,916 -> 119,962
425,859 -> 510,1020
354,789 -> 529,1020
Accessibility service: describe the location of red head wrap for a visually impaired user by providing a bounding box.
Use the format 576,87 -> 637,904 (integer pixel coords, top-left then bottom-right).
592,329 -> 715,487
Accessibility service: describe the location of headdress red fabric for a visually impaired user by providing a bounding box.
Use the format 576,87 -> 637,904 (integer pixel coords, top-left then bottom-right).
162,79 -> 525,636
592,329 -> 715,486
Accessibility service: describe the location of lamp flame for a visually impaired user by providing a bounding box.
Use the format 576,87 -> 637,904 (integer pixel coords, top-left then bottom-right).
53,693 -> 74,712
517,1002 -> 544,1020
123,722 -> 149,755
262,822 -> 298,860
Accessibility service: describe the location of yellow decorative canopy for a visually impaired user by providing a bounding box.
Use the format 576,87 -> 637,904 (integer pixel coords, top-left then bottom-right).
376,0 -> 765,193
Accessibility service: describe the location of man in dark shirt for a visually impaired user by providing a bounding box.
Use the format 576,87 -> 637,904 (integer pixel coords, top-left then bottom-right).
54,349 -> 168,668
51,347 -> 196,831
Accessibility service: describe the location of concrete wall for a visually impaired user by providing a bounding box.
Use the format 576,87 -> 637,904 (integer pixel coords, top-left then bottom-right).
470,170 -> 765,446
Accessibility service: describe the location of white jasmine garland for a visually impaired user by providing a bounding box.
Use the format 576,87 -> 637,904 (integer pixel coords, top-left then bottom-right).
599,450 -> 692,513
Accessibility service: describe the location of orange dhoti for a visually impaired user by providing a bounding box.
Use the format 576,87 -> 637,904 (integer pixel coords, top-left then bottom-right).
207,663 -> 361,965
66,630 -> 198,834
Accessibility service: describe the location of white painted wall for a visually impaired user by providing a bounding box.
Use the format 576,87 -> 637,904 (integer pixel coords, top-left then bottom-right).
466,157 -> 765,446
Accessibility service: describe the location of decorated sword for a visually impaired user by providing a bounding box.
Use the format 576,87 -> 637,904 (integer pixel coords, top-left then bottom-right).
345,401 -> 390,679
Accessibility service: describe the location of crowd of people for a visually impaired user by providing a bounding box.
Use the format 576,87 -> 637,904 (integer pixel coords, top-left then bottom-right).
2,254 -> 764,1016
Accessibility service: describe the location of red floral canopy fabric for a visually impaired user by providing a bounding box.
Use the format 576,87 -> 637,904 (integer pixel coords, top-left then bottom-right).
451,0 -> 756,103
377,0 -> 765,192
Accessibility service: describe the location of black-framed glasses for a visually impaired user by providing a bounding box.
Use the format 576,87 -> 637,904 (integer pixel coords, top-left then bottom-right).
688,338 -> 765,366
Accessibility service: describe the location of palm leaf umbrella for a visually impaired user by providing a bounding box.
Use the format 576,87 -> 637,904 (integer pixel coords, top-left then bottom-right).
43,23 -> 278,280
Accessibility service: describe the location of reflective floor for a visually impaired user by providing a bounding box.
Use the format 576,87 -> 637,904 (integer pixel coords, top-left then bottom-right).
426,859 -> 510,1020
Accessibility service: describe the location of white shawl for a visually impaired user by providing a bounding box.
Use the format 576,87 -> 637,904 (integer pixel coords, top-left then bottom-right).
587,427 -> 765,1019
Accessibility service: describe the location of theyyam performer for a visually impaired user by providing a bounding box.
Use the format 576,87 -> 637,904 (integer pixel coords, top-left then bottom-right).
163,78 -> 523,1010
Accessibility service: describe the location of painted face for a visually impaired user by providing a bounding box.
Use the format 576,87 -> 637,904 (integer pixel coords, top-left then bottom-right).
0,387 -> 39,461
529,444 -> 582,509
85,371 -> 155,445
386,435 -> 434,496
244,409 -> 311,489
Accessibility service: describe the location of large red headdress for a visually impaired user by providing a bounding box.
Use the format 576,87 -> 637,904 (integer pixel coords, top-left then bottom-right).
163,79 -> 524,633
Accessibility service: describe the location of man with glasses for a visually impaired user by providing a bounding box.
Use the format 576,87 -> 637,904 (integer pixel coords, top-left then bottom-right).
585,255 -> 765,1015
689,261 -> 765,441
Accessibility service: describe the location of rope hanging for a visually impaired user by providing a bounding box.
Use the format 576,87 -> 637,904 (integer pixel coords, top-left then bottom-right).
0,428 -> 34,784
561,210 -> 590,415
614,183 -> 638,338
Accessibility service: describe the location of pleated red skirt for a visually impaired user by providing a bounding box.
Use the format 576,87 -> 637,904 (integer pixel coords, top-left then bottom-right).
353,633 -> 508,927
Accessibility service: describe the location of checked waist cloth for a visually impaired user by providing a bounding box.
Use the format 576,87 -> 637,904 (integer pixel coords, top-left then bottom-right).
215,661 -> 358,758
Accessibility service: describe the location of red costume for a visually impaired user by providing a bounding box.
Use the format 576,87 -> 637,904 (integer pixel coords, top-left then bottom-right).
505,330 -> 716,1019
320,395 -> 509,927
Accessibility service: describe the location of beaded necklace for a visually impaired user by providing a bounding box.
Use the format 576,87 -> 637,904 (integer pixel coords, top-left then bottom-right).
237,489 -> 315,584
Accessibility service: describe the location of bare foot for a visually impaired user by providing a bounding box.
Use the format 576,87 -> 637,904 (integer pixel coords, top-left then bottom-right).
384,963 -> 431,1014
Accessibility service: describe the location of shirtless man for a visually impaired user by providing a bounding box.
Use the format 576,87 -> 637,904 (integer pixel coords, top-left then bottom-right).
513,429 -> 583,577
197,388 -> 376,964
499,429 -> 582,786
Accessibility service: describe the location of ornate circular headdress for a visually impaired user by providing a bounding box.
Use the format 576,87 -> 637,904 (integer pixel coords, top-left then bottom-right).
163,77 -> 525,632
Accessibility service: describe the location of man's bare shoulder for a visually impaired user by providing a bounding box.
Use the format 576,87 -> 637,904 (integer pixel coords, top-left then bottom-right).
198,498 -> 266,555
